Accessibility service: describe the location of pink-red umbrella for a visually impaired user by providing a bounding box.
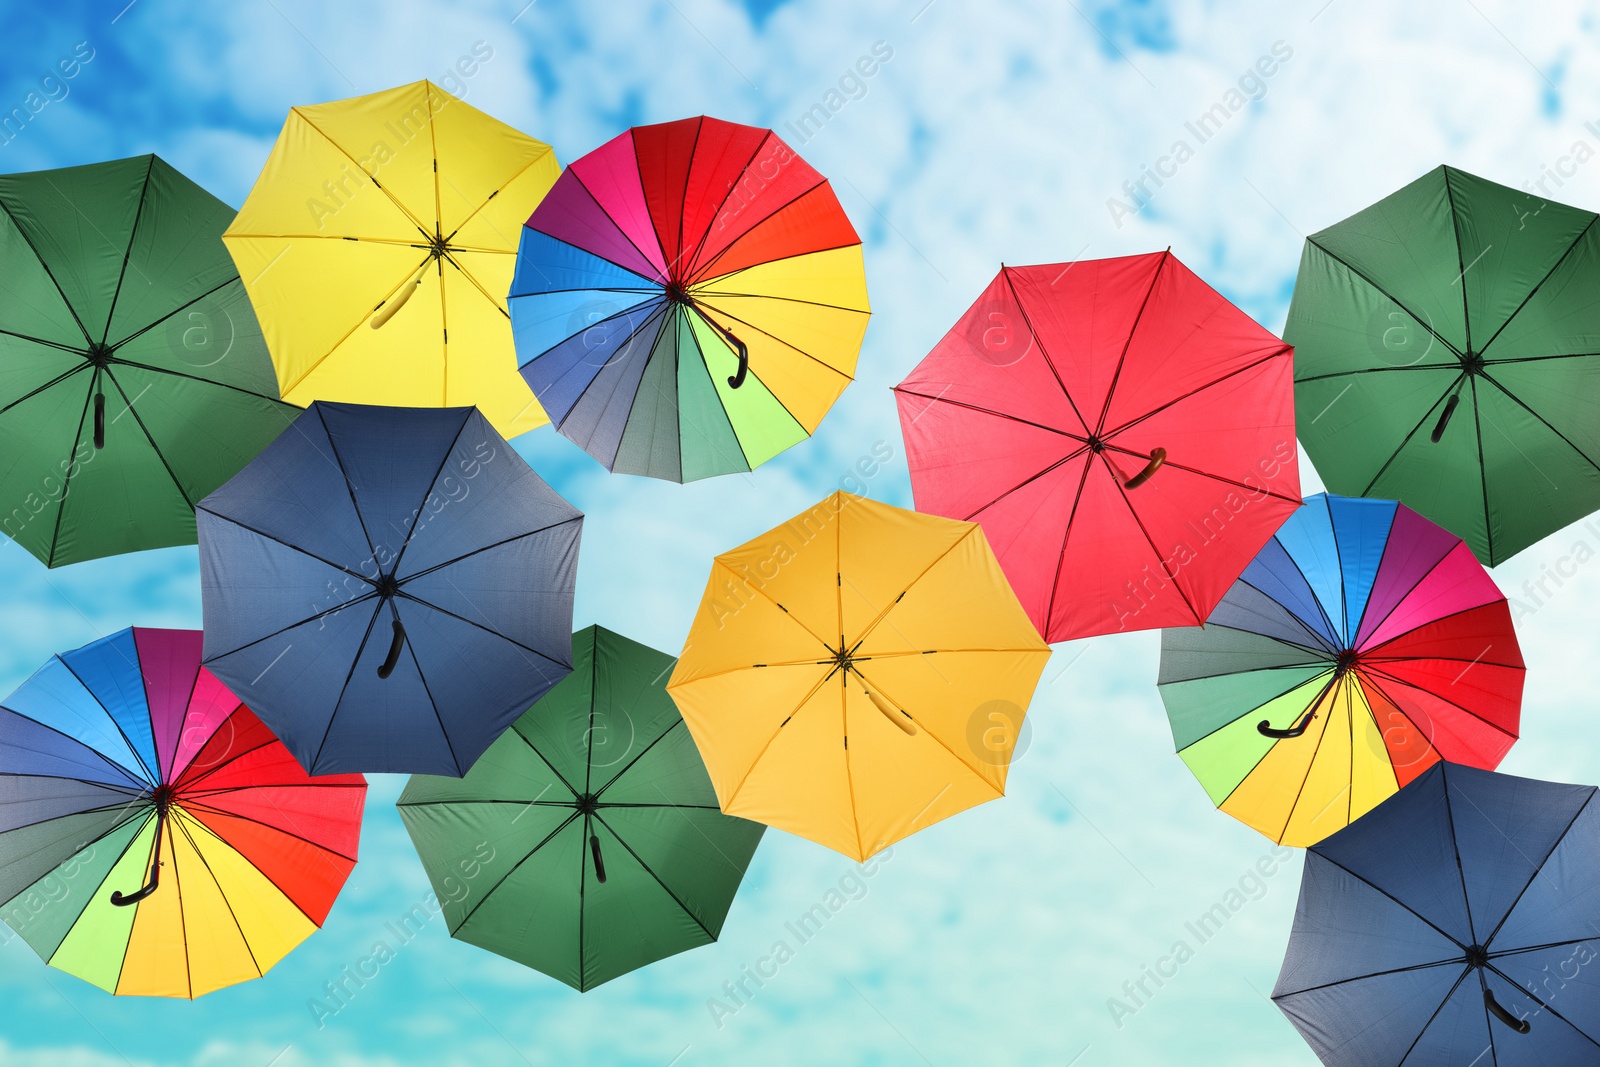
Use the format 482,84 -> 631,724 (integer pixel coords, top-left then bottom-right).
894,251 -> 1301,642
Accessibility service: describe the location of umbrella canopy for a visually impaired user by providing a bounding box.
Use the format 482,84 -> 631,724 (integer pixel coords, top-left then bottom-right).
1159,493 -> 1523,847
1288,165 -> 1600,565
398,625 -> 764,991
196,402 -> 582,777
668,492 -> 1051,860
1274,762 -> 1600,1063
894,251 -> 1300,642
223,80 -> 559,438
0,628 -> 365,998
508,115 -> 869,481
0,154 -> 297,567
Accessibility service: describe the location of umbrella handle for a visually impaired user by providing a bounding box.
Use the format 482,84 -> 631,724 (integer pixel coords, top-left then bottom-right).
863,685 -> 918,736
589,834 -> 607,884
111,803 -> 166,907
726,334 -> 749,389
1484,989 -> 1531,1034
1430,392 -> 1461,443
1257,711 -> 1312,739
1123,448 -> 1167,489
370,269 -> 425,329
93,392 -> 106,450
377,620 -> 406,679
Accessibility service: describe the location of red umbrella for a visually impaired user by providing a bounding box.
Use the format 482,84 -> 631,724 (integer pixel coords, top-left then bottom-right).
894,251 -> 1301,642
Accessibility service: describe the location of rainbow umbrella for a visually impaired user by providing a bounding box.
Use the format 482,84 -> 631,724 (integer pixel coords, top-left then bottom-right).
1159,493 -> 1523,846
508,115 -> 870,481
0,628 -> 366,998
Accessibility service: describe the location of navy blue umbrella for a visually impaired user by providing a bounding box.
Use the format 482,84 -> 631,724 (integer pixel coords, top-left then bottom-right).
197,403 -> 582,777
1274,761 -> 1600,1065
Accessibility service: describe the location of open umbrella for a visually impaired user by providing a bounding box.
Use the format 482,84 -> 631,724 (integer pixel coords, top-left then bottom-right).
398,625 -> 764,991
508,115 -> 869,481
1274,762 -> 1600,1063
0,154 -> 297,567
0,628 -> 366,998
894,251 -> 1301,642
224,80 -> 559,438
1159,493 -> 1522,847
197,402 -> 582,776
668,492 -> 1051,860
1288,165 -> 1600,565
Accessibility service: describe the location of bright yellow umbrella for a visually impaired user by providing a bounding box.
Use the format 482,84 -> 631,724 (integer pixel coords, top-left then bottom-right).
223,80 -> 558,437
668,492 -> 1052,860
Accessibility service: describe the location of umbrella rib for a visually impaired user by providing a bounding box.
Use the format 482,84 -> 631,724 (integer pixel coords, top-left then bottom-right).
680,132 -> 770,277
438,250 -> 511,321
1348,547 -> 1460,652
1304,238 -> 1466,361
305,600 -> 385,775
1439,767 -> 1482,945
1476,214 -> 1599,359
1322,495 -> 1351,643
1268,677 -> 1341,843
105,277 -> 246,353
1356,373 -> 1465,497
1101,442 -> 1303,506
171,813 -> 266,978
42,376 -> 95,568
722,668 -> 835,811
1468,377 -> 1497,565
690,175 -> 833,284
275,250 -> 435,397
591,718 -> 684,799
690,289 -> 871,316
1295,365 -> 1459,384
105,353 -> 300,411
1395,965 -> 1478,1066
100,365 -> 198,511
687,298 -> 856,385
292,110 -> 435,238
1100,344 -> 1293,440
1314,850 -> 1469,949
396,597 -> 467,778
1485,351 -> 1600,367
1360,596 -> 1520,660
890,388 -> 1090,444
1266,539 -> 1348,650
98,157 -> 157,348
391,592 -> 576,674
438,145 -> 557,248
1171,669 -> 1334,753
504,726 -> 584,800
1356,665 -> 1519,741
1478,367 -> 1600,472
1273,956 -> 1466,1000
1040,454 -> 1096,635
1228,576 -> 1341,654
196,588 -> 379,664
28,807 -> 159,959
1480,791 -> 1596,950
1482,960 -> 1600,1052
627,128 -> 674,276
0,706 -> 148,791
384,411 -> 473,578
841,675 -> 864,860
397,517 -> 583,584
845,526 -> 982,651
692,240 -> 867,288
1441,167 -> 1475,358
179,798 -> 360,864
0,363 -> 90,418
54,656 -> 160,787
850,668 -> 1004,798
1103,452 -> 1206,625
0,195 -> 93,346
452,810 -> 585,930
108,809 -> 161,993
583,628 -> 600,795
1092,249 -> 1171,436
164,814 -> 202,995
997,266 -> 1093,434
962,449 -> 1092,524
315,405 -> 380,562
681,306 -> 756,470
563,168 -> 668,284
591,811 -> 718,941
160,644 -> 209,782
706,561 -> 836,651
0,327 -> 86,355
550,304 -> 672,436
0,795 -> 152,842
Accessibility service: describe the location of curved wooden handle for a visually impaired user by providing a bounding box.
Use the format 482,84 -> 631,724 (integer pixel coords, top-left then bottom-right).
1123,447 -> 1167,489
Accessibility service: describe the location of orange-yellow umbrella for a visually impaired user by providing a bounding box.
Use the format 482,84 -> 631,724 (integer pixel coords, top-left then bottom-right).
668,493 -> 1051,860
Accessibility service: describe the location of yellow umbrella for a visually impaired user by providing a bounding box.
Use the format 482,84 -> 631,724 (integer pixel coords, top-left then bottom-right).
223,80 -> 558,437
668,492 -> 1051,860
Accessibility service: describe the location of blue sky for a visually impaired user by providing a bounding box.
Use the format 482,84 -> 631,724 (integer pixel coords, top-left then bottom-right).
2,1 -> 1598,1064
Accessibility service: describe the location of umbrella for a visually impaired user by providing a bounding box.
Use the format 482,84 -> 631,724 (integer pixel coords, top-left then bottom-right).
894,251 -> 1301,642
223,80 -> 559,439
0,154 -> 297,567
508,115 -> 869,481
0,628 -> 366,998
398,625 -> 764,991
1288,165 -> 1600,565
1274,761 -> 1600,1063
667,492 -> 1051,860
1159,492 -> 1523,847
196,402 -> 583,776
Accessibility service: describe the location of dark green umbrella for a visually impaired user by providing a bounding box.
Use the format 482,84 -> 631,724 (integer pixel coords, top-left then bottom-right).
1287,165 -> 1600,565
0,154 -> 296,567
397,625 -> 765,991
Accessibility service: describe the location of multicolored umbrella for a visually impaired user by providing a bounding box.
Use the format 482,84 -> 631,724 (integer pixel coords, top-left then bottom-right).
0,628 -> 366,998
197,402 -> 583,776
509,115 -> 870,481
1275,762 -> 1600,1063
0,154 -> 297,567
894,251 -> 1300,642
224,80 -> 559,438
1288,165 -> 1600,565
668,492 -> 1052,860
398,626 -> 764,991
1159,493 -> 1523,847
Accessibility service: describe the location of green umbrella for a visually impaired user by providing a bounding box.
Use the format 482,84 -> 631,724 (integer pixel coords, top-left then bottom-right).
0,154 -> 296,567
397,625 -> 765,991
1287,165 -> 1600,565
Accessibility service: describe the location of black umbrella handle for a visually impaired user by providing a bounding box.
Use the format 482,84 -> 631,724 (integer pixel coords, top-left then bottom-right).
1124,448 -> 1167,489
1484,989 -> 1531,1034
377,620 -> 406,679
1258,710 -> 1313,739
589,834 -> 607,884
726,334 -> 749,389
93,392 -> 106,450
1431,392 -> 1461,443
111,802 -> 167,907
